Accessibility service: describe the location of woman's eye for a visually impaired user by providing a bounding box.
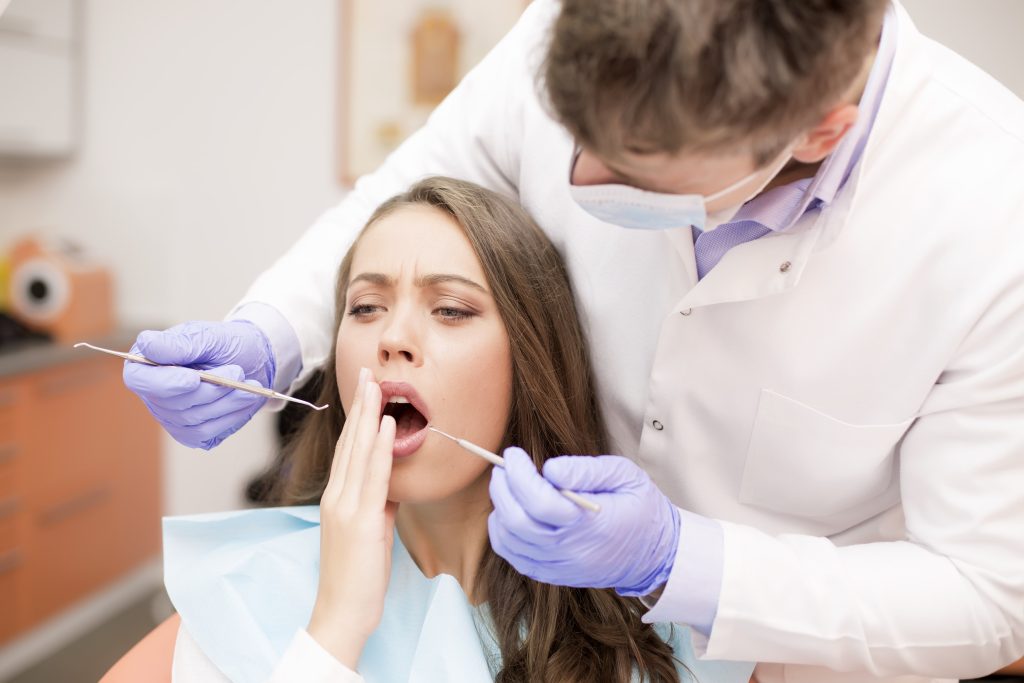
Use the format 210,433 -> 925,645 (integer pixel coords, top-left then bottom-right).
348,304 -> 382,318
435,306 -> 475,322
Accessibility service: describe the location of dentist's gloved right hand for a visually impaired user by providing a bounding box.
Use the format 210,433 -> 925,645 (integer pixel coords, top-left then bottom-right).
488,448 -> 681,597
122,320 -> 276,450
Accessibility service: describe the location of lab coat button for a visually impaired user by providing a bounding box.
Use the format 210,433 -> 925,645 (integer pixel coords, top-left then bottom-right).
779,261 -> 792,273
652,419 -> 664,431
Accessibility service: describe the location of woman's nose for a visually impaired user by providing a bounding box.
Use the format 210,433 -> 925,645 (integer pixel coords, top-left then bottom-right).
377,313 -> 421,366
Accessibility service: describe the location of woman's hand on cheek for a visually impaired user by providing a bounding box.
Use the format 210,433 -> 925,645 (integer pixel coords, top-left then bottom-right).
307,368 -> 398,670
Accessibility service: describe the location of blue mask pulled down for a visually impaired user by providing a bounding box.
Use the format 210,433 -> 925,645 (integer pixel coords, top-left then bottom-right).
568,147 -> 793,232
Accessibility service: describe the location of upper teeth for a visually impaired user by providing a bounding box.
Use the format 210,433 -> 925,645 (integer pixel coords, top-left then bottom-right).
387,396 -> 410,404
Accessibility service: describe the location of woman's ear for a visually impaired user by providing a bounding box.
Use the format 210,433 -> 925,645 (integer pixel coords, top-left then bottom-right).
792,103 -> 859,164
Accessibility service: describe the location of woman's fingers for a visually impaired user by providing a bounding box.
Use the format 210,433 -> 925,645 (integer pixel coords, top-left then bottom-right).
326,368 -> 370,498
324,368 -> 395,512
309,371 -> 398,665
322,435 -> 346,504
363,415 -> 396,509
339,379 -> 383,509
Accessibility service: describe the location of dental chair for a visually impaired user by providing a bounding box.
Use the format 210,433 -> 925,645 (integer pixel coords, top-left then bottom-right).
99,613 -> 179,682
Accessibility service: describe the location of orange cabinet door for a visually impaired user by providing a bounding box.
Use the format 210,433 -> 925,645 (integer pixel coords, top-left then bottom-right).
0,545 -> 26,644
0,377 -> 28,643
105,365 -> 161,570
20,357 -> 159,630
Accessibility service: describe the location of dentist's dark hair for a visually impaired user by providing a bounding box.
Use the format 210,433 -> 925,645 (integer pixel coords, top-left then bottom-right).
271,176 -> 683,683
543,0 -> 887,165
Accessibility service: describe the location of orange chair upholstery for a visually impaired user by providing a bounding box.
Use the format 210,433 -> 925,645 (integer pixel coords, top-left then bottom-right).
997,656 -> 1024,676
100,613 -> 180,683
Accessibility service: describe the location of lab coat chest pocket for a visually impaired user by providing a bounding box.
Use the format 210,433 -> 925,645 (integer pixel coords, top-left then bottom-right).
739,389 -> 913,519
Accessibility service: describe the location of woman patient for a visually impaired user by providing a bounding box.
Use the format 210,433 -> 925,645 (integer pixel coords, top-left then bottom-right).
163,177 -> 753,682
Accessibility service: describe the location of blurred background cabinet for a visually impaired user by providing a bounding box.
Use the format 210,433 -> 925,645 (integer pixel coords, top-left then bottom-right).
0,335 -> 160,645
0,0 -> 79,158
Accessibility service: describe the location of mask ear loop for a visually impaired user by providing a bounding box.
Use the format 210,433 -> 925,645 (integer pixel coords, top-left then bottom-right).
570,138 -> 800,200
703,142 -> 800,205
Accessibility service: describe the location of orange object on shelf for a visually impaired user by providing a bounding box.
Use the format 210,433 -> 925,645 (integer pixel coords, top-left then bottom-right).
6,236 -> 115,343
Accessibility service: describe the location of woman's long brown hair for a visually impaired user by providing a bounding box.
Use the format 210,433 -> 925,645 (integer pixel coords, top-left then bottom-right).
270,177 -> 682,683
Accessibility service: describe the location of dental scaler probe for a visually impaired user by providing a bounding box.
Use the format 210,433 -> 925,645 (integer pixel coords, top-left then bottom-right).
74,342 -> 330,411
428,427 -> 601,513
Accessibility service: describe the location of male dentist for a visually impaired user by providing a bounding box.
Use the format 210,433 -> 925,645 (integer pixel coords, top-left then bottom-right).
125,1 -> 1024,680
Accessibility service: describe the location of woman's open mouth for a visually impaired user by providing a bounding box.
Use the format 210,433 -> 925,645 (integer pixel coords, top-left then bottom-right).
378,381 -> 430,458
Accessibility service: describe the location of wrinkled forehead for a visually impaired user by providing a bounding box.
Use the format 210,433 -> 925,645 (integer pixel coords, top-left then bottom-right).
349,205 -> 487,286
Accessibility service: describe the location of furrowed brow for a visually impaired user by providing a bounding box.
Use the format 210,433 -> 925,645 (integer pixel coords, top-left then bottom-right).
415,273 -> 488,293
349,272 -> 394,287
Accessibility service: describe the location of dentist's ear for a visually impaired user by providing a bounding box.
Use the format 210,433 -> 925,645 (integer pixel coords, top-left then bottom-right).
792,103 -> 860,164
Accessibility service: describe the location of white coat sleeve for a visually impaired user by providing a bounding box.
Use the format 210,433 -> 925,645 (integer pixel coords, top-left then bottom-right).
172,624 -> 365,683
698,249 -> 1024,679
227,0 -> 556,394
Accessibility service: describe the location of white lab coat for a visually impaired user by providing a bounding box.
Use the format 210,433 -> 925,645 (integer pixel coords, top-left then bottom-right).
231,1 -> 1024,681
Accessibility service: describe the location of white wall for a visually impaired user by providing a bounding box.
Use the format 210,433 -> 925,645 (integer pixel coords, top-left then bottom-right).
901,0 -> 1024,98
0,0 -> 1021,516
0,0 -> 344,514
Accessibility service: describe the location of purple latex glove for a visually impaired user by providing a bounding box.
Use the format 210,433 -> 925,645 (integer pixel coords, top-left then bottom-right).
122,320 -> 276,450
488,448 -> 680,597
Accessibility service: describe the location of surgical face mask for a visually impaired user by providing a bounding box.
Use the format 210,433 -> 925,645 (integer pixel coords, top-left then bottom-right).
568,146 -> 794,232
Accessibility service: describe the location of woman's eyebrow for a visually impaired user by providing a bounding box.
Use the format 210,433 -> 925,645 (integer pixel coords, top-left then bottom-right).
415,273 -> 488,293
349,272 -> 488,293
350,272 -> 393,287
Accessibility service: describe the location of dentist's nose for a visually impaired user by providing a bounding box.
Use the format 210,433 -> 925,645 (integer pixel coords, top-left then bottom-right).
378,310 -> 422,366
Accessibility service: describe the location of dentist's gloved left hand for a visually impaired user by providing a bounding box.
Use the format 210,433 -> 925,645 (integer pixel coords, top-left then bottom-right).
488,448 -> 681,597
122,320 -> 275,450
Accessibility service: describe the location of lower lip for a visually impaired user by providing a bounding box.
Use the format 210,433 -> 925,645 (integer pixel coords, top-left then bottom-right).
392,424 -> 428,458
